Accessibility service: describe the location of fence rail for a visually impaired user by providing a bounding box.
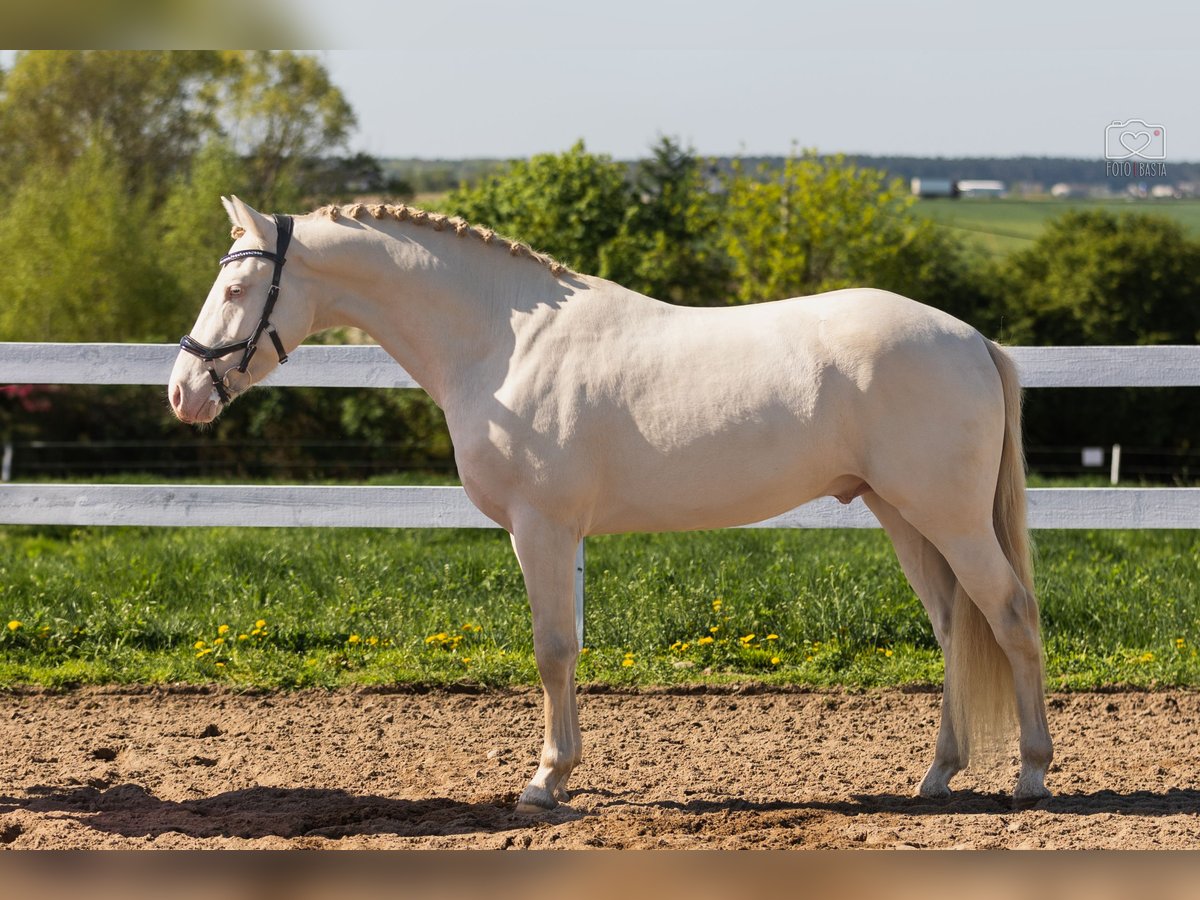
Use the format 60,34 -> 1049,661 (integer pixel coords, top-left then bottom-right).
4,342 -> 1200,389
3,342 -> 1199,645
1,483 -> 1196,530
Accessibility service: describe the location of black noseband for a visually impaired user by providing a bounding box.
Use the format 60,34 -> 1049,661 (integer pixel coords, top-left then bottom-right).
179,214 -> 294,404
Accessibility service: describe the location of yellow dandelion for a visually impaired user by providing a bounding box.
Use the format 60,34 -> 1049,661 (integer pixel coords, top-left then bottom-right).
238,634 -> 249,641
195,648 -> 212,658
1176,638 -> 1186,649
712,599 -> 723,611
215,662 -> 226,668
698,636 -> 714,646
766,634 -> 779,641
212,637 -> 224,646
255,619 -> 267,630
193,639 -> 207,650
885,649 -> 894,658
622,658 -> 634,667
217,624 -> 230,636
709,626 -> 720,634
462,657 -> 472,664
771,657 -> 781,665
348,634 -> 361,644
367,636 -> 379,646
580,648 -> 590,655
7,620 -> 21,632
740,634 -> 755,643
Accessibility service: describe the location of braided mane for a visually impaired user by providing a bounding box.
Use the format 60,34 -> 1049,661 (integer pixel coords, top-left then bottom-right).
302,203 -> 572,277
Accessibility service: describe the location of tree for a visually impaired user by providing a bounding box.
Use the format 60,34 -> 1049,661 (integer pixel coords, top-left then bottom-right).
721,151 -> 955,303
0,51 -> 356,206
998,210 -> 1200,453
158,140 -> 258,325
0,137 -> 169,343
219,51 -> 356,207
600,136 -> 731,305
999,210 -> 1200,345
0,51 -> 222,195
446,141 -> 632,276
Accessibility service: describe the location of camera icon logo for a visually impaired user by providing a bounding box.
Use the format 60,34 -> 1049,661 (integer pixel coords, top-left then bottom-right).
1105,120 -> 1166,160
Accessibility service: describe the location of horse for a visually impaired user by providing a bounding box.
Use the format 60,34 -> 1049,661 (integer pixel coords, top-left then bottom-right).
169,196 -> 1053,812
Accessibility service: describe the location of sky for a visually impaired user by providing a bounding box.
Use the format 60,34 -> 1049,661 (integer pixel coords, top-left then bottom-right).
3,1 -> 1197,161
292,0 -> 1200,161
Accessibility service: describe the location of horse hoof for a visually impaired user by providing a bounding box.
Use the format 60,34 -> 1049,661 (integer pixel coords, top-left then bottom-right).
918,782 -> 951,800
1013,786 -> 1052,807
516,786 -> 556,814
1013,771 -> 1051,805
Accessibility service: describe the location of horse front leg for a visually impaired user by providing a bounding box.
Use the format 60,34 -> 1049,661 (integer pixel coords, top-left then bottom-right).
509,514 -> 582,813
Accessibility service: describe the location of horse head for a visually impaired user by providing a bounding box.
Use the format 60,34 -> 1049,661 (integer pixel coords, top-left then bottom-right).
169,196 -> 316,424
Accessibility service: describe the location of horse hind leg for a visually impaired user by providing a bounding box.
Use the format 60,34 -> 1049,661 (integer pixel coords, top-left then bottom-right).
508,514 -> 583,813
862,492 -> 964,798
925,524 -> 1053,803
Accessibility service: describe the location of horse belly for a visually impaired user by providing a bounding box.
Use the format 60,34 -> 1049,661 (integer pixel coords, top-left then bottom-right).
586,419 -> 845,534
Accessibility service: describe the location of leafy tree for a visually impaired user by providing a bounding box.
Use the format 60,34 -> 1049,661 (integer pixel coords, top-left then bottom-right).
600,136 -> 731,305
995,209 -> 1200,455
999,210 -> 1200,345
0,137 -> 169,343
219,50 -> 356,206
0,51 -> 221,195
158,140 -> 258,323
721,151 -> 963,304
446,141 -> 631,275
0,51 -> 355,205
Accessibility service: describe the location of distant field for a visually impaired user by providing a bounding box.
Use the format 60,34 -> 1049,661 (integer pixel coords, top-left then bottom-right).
914,198 -> 1200,257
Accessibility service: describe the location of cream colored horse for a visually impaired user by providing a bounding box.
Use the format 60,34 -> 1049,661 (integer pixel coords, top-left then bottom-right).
169,197 -> 1053,811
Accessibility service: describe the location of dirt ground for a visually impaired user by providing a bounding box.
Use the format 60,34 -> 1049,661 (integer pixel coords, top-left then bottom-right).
1,685 -> 1198,849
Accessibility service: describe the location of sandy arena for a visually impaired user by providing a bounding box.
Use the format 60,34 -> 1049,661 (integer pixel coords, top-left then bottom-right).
1,686 -> 1198,849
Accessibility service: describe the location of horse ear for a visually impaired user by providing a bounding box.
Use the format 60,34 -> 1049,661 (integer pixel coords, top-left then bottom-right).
221,195 -> 273,241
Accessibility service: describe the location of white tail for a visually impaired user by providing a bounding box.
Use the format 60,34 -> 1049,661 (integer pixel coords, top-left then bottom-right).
946,341 -> 1040,762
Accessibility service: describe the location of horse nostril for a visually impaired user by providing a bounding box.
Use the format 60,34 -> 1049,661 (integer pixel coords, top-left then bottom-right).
170,383 -> 183,412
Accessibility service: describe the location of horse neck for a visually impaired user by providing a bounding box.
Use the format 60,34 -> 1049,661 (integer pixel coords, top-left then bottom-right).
304,219 -> 529,407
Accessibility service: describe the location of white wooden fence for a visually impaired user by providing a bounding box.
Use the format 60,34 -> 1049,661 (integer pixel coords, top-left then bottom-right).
2,343 -> 1199,645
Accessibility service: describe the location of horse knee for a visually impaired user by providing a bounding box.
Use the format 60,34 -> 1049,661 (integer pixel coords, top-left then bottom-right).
533,633 -> 579,679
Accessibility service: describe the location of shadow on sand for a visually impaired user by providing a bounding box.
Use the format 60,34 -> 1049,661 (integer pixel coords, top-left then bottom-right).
583,786 -> 1200,818
0,782 -> 582,841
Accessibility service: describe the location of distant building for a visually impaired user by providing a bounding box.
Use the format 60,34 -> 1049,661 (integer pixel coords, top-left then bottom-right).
956,179 -> 1006,198
1149,184 -> 1179,199
910,177 -> 957,198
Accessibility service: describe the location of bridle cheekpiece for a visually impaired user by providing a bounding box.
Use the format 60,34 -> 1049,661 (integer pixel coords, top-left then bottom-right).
179,214 -> 294,405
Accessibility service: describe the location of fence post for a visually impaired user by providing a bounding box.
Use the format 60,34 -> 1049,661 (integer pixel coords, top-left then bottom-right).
1,441 -> 11,483
1110,443 -> 1121,485
574,540 -> 585,650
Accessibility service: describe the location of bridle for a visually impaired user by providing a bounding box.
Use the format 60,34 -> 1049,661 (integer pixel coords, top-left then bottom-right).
179,214 -> 294,405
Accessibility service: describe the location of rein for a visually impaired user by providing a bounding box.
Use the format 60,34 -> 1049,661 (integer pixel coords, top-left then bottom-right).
179,214 -> 294,404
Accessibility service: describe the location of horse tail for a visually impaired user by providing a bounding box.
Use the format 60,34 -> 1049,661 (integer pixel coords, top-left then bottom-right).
946,340 -> 1037,762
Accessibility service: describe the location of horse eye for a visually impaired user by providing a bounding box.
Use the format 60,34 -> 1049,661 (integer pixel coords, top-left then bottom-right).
227,285 -> 243,299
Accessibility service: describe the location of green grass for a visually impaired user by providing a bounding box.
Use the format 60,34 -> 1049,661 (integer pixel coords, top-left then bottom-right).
1,523 -> 1197,690
914,198 -> 1200,257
